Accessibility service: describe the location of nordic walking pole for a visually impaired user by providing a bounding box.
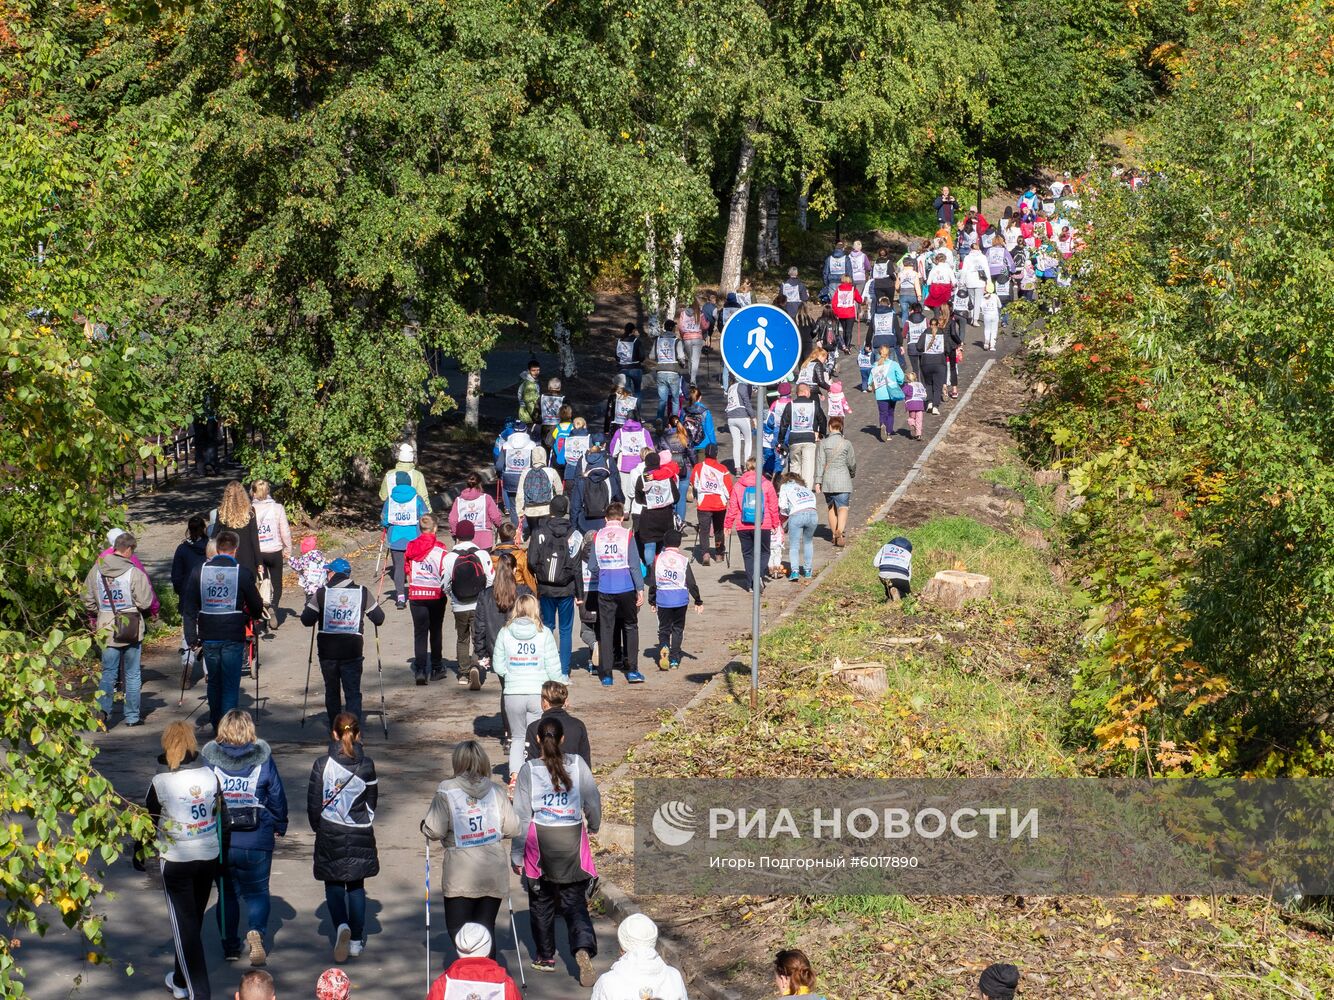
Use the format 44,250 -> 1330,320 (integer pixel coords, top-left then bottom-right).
301,624 -> 315,727
178,644 -> 197,707
424,837 -> 432,988
373,624 -> 388,738
372,528 -> 388,600
253,621 -> 261,722
508,891 -> 527,991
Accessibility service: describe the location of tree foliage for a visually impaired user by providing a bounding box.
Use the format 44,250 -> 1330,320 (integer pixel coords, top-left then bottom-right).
1,2 -> 176,990
1017,0 -> 1334,777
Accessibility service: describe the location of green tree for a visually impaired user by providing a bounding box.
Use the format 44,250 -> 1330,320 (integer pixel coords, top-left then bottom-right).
2,3 -> 176,989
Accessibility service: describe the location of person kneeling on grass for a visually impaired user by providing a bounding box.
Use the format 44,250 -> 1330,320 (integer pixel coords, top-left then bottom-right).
873,535 -> 913,601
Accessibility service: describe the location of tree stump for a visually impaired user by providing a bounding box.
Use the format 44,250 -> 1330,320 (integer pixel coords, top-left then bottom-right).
830,659 -> 889,700
919,570 -> 994,610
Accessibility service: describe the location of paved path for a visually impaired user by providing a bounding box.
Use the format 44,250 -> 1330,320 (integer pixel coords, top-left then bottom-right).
27,308 -> 1019,1000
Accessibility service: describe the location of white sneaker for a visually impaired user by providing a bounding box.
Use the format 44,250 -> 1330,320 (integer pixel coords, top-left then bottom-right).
333,923 -> 351,962
349,939 -> 365,958
165,972 -> 188,999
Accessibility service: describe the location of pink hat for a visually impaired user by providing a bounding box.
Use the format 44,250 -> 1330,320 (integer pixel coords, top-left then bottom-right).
778,382 -> 792,396
658,450 -> 672,466
830,380 -> 843,393
300,535 -> 319,555
316,968 -> 350,1000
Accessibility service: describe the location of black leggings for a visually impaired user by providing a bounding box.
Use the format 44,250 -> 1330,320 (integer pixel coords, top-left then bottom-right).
259,550 -> 285,618
410,598 -> 446,676
443,895 -> 502,962
163,857 -> 218,1000
920,359 -> 947,408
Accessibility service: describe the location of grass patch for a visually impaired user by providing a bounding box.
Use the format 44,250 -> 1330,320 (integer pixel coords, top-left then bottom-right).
793,894 -> 919,925
610,516 -> 1082,811
981,458 -> 1057,530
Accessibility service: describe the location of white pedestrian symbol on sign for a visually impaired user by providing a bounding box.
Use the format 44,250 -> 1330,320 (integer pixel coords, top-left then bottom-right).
744,315 -> 775,373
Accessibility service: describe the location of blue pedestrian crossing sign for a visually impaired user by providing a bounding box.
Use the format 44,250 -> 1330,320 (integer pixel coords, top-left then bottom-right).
720,303 -> 802,387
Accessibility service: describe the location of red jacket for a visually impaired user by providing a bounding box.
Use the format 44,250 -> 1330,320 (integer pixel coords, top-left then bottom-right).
690,459 -> 733,512
724,470 -> 780,533
427,958 -> 521,1000
831,279 -> 863,319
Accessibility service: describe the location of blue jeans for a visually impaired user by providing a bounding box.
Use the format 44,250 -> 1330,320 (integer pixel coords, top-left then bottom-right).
502,490 -> 519,527
787,509 -> 818,573
98,644 -> 142,723
656,371 -> 682,423
325,880 -> 366,941
899,292 -> 920,328
217,848 -> 273,951
622,367 -> 643,396
674,478 -> 689,521
539,595 -> 575,675
204,640 -> 245,729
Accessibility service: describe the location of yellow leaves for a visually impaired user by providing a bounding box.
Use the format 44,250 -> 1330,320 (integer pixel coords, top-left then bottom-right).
75,848 -> 90,865
1149,894 -> 1175,908
1184,898 -> 1212,919
56,895 -> 79,915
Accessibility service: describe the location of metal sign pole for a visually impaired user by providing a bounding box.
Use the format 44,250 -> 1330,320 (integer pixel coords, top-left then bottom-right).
751,382 -> 764,713
718,304 -> 801,717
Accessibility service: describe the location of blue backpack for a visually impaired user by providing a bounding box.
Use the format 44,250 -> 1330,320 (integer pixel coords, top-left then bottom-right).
741,486 -> 757,526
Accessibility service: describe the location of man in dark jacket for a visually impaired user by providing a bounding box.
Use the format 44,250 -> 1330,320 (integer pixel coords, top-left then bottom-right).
181,530 -> 265,731
300,558 -> 387,724
528,495 -> 579,676
524,681 -> 591,766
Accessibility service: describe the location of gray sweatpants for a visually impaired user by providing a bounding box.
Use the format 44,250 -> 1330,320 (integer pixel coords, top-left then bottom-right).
503,693 -> 543,777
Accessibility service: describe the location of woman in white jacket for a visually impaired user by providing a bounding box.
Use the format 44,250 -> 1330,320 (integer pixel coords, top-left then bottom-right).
491,594 -> 564,780
251,480 -> 292,627
590,913 -> 688,1000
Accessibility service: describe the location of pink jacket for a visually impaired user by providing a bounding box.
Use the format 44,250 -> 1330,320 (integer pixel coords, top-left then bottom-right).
723,470 -> 780,533
448,488 -> 504,550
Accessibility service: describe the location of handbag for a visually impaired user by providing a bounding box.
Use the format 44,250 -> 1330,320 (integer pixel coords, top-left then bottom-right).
99,574 -> 142,645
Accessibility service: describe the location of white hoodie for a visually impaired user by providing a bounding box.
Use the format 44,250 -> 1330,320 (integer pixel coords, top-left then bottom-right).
590,948 -> 689,1000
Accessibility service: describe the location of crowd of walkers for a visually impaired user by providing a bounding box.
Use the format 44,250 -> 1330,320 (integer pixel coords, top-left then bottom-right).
92,191 -> 1077,999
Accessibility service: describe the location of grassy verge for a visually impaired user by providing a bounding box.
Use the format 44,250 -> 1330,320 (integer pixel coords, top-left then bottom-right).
610,514 -> 1082,819
604,506 -> 1334,997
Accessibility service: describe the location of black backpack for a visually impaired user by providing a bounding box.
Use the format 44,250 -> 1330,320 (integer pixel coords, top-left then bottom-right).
534,529 -> 576,587
450,550 -> 487,600
582,467 -> 612,519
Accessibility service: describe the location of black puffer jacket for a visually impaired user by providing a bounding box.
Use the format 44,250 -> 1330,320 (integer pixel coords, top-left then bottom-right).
471,583 -> 535,664
307,741 -> 379,882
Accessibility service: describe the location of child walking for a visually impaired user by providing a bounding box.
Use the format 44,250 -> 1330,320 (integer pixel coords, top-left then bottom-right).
826,380 -> 852,421
903,370 -> 926,441
648,529 -> 702,671
856,345 -> 874,393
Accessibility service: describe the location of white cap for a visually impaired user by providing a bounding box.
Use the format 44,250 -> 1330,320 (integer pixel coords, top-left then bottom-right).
454,922 -> 491,958
397,443 -> 415,463
106,528 -> 125,548
617,912 -> 658,952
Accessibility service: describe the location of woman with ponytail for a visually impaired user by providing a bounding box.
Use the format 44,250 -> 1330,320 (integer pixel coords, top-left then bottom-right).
511,716 -> 601,985
307,712 -> 379,963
